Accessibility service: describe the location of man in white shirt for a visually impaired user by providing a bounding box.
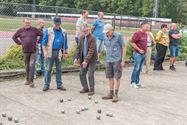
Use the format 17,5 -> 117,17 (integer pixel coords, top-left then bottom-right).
75,10 -> 89,47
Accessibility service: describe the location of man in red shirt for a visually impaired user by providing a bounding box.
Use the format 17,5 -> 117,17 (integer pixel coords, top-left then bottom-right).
130,22 -> 150,89
12,18 -> 43,88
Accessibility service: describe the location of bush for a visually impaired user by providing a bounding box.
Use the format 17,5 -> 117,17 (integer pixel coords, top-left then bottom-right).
0,45 -> 24,70
179,35 -> 187,60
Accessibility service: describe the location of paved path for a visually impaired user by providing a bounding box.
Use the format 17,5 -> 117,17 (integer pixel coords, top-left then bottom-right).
0,62 -> 187,125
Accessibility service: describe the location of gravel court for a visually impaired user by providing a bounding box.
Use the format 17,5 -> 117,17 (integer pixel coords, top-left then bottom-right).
0,62 -> 187,125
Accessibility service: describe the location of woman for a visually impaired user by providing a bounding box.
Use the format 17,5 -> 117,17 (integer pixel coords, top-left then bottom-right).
154,24 -> 169,71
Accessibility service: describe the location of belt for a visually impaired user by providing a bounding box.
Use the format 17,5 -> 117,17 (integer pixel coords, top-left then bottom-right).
52,49 -> 60,51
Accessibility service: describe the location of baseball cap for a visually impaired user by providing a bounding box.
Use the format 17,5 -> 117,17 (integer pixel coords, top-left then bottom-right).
103,24 -> 113,33
53,16 -> 61,24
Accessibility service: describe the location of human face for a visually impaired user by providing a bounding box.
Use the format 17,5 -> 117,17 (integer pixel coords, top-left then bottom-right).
99,13 -> 104,20
83,11 -> 89,18
82,29 -> 90,37
39,20 -> 45,29
171,24 -> 177,30
162,27 -> 168,33
106,30 -> 113,37
24,19 -> 31,29
54,24 -> 61,30
142,24 -> 150,32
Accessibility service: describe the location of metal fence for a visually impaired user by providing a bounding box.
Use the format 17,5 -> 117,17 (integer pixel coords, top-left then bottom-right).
0,2 -> 172,57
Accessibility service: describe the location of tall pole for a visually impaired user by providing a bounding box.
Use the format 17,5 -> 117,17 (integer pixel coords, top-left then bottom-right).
32,0 -> 36,18
153,0 -> 158,18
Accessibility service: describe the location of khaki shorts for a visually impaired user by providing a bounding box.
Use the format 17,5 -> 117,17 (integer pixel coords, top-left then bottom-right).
105,60 -> 122,80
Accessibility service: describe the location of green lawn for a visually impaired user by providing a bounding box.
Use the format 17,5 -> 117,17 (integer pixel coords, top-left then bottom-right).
0,17 -> 143,37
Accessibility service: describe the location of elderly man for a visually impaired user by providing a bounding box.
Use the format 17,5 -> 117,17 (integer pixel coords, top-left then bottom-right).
91,11 -> 105,64
130,22 -> 150,89
75,10 -> 89,46
102,24 -> 126,103
168,23 -> 182,71
74,27 -> 97,95
12,18 -> 43,88
42,17 -> 68,91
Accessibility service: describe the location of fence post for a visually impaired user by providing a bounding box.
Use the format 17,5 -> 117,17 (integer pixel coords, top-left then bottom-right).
112,13 -> 116,30
119,15 -> 122,30
55,6 -> 58,16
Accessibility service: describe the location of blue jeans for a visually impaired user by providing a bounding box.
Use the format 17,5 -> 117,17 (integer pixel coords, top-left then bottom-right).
131,52 -> 146,84
44,50 -> 62,87
34,51 -> 45,76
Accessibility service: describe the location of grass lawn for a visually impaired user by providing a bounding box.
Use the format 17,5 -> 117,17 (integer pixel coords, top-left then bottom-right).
0,17 -> 151,37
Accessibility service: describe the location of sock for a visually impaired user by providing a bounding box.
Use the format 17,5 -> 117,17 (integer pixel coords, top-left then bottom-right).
114,89 -> 119,96
109,90 -> 114,96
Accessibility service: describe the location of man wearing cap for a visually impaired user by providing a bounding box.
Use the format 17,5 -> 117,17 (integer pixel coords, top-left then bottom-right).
42,17 -> 68,91
102,24 -> 126,103
12,18 -> 43,88
130,22 -> 150,89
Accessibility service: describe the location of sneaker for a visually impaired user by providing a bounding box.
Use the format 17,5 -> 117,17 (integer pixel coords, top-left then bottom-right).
170,65 -> 176,71
137,83 -> 145,88
102,94 -> 113,100
24,81 -> 30,85
30,82 -> 35,88
130,83 -> 139,89
57,86 -> 67,91
43,85 -> 49,91
112,95 -> 119,103
88,90 -> 95,95
80,89 -> 89,93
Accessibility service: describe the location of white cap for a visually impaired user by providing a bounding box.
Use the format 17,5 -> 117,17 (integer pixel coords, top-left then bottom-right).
103,24 -> 113,33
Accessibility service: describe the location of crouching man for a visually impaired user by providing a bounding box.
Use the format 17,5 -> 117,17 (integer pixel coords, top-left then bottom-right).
74,27 -> 98,96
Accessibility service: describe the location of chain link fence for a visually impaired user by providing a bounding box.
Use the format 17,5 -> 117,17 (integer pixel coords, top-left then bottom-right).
0,2 -> 172,57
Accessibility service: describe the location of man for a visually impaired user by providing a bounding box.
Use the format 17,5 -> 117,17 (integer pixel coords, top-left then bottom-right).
75,10 -> 89,46
42,17 -> 68,91
168,23 -> 182,71
74,27 -> 97,95
91,12 -> 105,64
102,24 -> 126,103
34,19 -> 45,78
12,18 -> 43,88
130,22 -> 150,89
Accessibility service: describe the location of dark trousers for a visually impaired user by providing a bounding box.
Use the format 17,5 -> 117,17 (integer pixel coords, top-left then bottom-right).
23,52 -> 36,82
154,43 -> 167,70
79,62 -> 96,91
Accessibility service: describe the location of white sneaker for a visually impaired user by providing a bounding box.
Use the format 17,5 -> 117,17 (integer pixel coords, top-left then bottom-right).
130,83 -> 139,89
137,83 -> 145,88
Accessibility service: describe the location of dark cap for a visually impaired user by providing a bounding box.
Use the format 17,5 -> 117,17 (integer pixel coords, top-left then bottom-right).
53,16 -> 61,24
161,24 -> 167,29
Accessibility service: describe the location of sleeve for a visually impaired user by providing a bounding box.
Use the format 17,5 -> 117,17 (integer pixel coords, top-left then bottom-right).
12,29 -> 22,45
42,29 -> 48,46
119,34 -> 125,47
168,30 -> 174,37
155,31 -> 162,42
65,33 -> 68,50
76,18 -> 82,27
93,19 -> 97,27
85,37 -> 96,63
75,37 -> 82,60
131,32 -> 139,43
